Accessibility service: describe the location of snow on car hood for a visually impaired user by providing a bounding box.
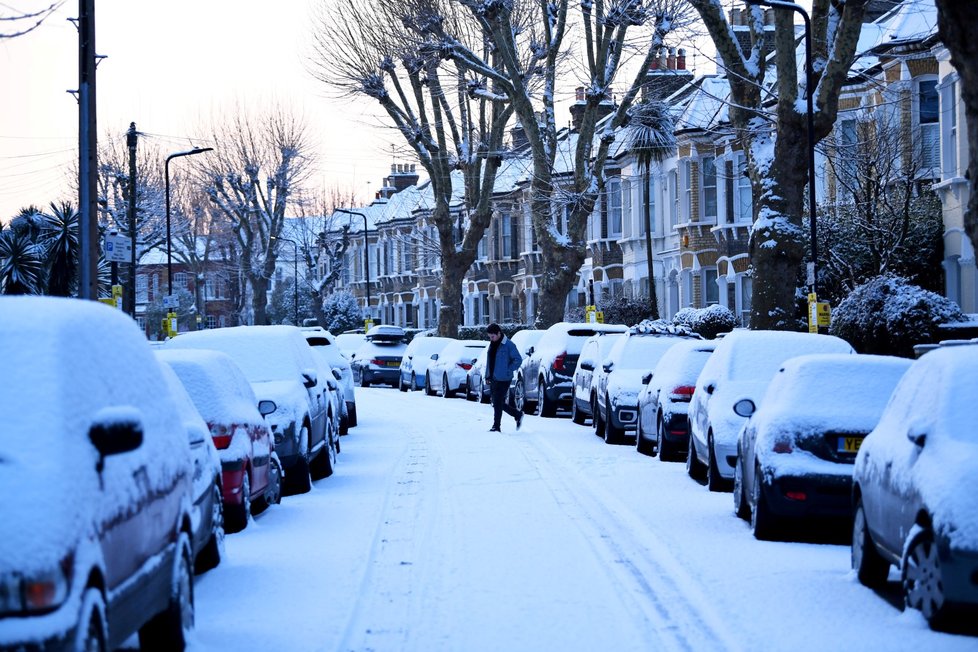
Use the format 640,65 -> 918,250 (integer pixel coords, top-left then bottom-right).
608,369 -> 646,408
250,380 -> 307,429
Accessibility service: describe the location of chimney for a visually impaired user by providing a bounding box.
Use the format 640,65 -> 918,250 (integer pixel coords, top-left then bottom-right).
569,86 -> 588,131
389,162 -> 419,193
575,86 -> 586,102
667,48 -> 676,70
511,121 -> 529,149
730,8 -> 741,25
677,48 -> 686,71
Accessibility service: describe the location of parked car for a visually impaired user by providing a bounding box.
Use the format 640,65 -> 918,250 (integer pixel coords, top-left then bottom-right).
636,339 -> 717,460
352,325 -> 408,387
734,354 -> 911,540
851,344 -> 978,629
165,325 -> 336,494
302,326 -> 358,430
157,361 -> 225,571
306,346 -> 347,442
592,323 -> 701,444
156,348 -> 283,534
687,330 -> 854,492
571,332 -> 625,426
426,340 -> 489,398
399,335 -> 453,392
0,297 -> 195,651
466,345 -> 493,403
514,322 -> 628,417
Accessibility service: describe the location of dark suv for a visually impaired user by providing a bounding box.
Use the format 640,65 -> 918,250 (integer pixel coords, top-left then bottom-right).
0,297 -> 196,651
513,322 -> 628,417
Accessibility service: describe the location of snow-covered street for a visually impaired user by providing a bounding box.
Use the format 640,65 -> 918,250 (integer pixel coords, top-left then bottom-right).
185,387 -> 976,652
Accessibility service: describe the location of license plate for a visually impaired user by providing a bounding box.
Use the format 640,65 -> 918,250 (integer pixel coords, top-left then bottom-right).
385,360 -> 400,368
839,436 -> 864,453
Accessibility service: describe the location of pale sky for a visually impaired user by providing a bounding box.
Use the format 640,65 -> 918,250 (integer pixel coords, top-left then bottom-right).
0,0 -> 401,222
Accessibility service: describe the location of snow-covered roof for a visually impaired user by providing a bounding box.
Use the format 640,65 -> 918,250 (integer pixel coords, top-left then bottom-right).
673,76 -> 730,134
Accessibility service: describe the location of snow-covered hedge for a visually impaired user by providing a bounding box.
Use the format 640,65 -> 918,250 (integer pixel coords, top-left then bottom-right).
672,305 -> 737,340
457,323 -> 528,341
565,296 -> 654,327
829,275 -> 966,358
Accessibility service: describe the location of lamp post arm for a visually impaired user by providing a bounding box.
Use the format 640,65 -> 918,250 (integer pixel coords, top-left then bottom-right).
335,208 -> 371,316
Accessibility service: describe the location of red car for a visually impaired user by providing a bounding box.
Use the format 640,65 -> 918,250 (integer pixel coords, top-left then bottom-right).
156,349 -> 282,532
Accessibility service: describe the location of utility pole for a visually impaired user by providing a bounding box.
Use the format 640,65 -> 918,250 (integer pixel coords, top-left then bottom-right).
127,123 -> 138,317
77,0 -> 98,300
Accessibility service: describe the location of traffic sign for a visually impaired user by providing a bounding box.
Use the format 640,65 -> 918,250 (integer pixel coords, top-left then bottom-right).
103,233 -> 132,263
162,295 -> 179,309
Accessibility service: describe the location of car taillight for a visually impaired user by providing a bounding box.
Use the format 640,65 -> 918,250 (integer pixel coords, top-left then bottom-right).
773,439 -> 793,454
457,362 -> 472,370
370,358 -> 384,366
553,352 -> 567,373
669,385 -> 696,402
784,490 -> 808,501
210,423 -> 232,449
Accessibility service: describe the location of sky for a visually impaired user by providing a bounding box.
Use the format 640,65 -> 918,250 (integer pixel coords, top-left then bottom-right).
0,0 -> 401,222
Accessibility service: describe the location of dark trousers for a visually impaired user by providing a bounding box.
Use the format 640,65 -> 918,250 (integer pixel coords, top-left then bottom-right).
491,379 -> 521,427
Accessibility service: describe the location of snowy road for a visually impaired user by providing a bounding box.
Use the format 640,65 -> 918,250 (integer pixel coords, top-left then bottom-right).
184,387 -> 976,652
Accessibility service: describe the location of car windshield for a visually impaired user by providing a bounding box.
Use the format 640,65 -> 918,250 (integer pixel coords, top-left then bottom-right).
614,337 -> 681,370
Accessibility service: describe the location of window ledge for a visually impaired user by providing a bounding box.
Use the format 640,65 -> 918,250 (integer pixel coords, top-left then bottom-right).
932,176 -> 968,191
710,223 -> 751,239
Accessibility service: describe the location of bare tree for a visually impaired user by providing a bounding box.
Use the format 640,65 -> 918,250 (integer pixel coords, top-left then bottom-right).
195,106 -> 315,325
689,0 -> 868,329
0,2 -> 62,39
936,0 -> 978,257
310,0 -> 513,336
434,0 -> 697,326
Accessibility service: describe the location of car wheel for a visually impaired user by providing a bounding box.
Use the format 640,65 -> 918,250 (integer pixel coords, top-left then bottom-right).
604,402 -> 624,444
195,480 -> 225,573
265,456 -> 283,506
571,397 -> 587,425
360,372 -> 370,388
411,372 -> 419,391
635,410 -> 655,455
480,379 -> 491,404
903,527 -> 949,627
733,457 -> 750,521
707,435 -> 728,492
347,403 -> 358,428
226,470 -> 251,533
443,374 -> 456,398
399,374 -> 408,392
466,378 -> 477,401
513,377 -> 526,413
593,398 -> 606,438
139,532 -> 194,650
537,378 -> 557,417
852,499 -> 889,588
310,421 -> 336,480
686,436 -> 706,481
73,588 -> 107,652
751,463 -> 778,540
424,373 -> 435,396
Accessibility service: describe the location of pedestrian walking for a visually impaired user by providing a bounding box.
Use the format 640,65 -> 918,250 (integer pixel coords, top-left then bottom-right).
485,323 -> 523,432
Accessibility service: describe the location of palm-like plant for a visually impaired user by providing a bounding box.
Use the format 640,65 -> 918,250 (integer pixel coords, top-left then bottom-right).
0,226 -> 45,294
41,201 -> 80,297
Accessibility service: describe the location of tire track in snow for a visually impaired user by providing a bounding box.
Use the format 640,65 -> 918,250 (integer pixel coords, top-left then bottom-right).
331,413 -> 448,652
513,432 -> 747,652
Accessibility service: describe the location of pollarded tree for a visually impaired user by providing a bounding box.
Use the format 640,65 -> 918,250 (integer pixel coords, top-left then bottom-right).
310,0 -> 514,337
688,0 -> 868,329
437,0 -> 698,326
196,106 -> 315,326
935,1 -> 978,257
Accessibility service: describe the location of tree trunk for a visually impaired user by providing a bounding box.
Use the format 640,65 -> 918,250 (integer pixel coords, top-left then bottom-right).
936,0 -> 978,256
643,167 -> 660,320
749,117 -> 809,330
250,274 -> 269,325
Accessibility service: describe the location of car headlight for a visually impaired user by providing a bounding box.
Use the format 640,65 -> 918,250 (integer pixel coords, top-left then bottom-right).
0,556 -> 72,615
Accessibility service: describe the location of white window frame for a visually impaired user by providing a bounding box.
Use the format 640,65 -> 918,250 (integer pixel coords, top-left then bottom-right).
915,76 -> 940,172
701,156 -> 718,222
608,176 -> 622,238
734,153 -> 752,223
940,76 -> 959,179
703,268 -> 720,306
622,177 -> 632,238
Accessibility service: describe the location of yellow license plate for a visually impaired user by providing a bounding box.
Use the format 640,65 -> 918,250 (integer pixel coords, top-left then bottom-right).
839,437 -> 863,453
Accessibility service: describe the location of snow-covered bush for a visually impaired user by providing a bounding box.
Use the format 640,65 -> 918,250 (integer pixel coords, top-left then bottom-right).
458,323 -> 526,341
671,305 -> 737,339
830,275 -> 966,358
565,295 -> 654,327
322,291 -> 363,334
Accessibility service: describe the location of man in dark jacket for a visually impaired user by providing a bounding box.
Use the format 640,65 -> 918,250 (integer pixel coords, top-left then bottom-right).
485,323 -> 523,432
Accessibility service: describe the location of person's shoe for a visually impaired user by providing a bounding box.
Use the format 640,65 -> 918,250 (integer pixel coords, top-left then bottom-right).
489,426 -> 501,432
515,413 -> 523,431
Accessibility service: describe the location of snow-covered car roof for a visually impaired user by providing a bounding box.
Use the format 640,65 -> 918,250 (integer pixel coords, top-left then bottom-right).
437,340 -> 488,362
155,348 -> 264,428
753,354 -> 911,435
366,325 -> 406,341
706,330 -> 855,385
164,325 -> 318,383
404,336 -> 453,358
354,339 -> 408,360
647,339 -> 717,390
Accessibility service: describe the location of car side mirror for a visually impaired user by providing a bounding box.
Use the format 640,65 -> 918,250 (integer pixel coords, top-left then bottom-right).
526,346 -> 534,356
706,383 -> 716,395
906,430 -> 926,447
332,368 -> 343,381
431,353 -> 439,361
302,369 -> 318,388
602,362 -> 613,373
642,372 -> 653,385
258,400 -> 277,416
89,407 -> 144,472
733,398 -> 756,418
580,361 -> 594,371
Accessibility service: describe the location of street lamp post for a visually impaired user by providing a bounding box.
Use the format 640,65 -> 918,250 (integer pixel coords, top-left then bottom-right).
272,235 -> 300,325
165,147 -> 213,298
334,208 -> 371,319
744,0 -> 818,297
